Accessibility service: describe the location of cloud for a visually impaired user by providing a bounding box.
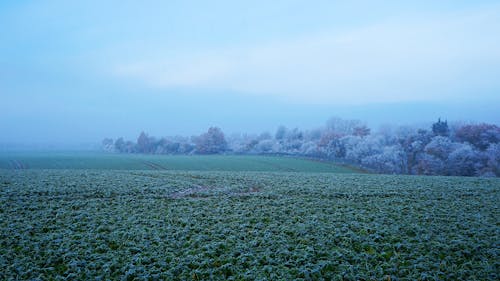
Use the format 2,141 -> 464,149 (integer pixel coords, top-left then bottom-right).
112,6 -> 500,104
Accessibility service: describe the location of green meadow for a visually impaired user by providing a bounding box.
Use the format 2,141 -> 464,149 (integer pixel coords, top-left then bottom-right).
0,152 -> 358,173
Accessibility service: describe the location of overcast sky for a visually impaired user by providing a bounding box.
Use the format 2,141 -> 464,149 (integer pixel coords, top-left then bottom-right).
1,0 -> 499,146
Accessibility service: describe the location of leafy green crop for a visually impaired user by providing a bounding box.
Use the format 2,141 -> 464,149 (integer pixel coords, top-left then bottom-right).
1,170 -> 498,280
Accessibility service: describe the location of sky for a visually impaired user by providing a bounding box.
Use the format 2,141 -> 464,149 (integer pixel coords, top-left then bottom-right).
1,0 -> 499,147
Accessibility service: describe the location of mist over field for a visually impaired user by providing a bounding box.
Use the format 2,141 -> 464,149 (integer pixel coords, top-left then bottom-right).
1,0 -> 499,148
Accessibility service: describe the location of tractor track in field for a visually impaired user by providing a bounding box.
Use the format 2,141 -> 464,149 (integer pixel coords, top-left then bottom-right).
142,161 -> 168,170
8,160 -> 28,170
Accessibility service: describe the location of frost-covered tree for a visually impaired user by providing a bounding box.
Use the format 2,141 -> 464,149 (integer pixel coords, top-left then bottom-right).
317,131 -> 345,158
424,136 -> 456,160
255,139 -> 276,153
194,127 -> 228,154
343,135 -> 384,163
136,131 -> 155,153
398,129 -> 432,174
114,137 -> 126,153
271,127 -> 305,154
353,125 -> 371,137
101,138 -> 114,152
300,141 -> 320,156
405,140 -> 425,174
432,118 -> 450,136
154,138 -> 184,154
447,143 -> 482,176
484,143 -> 500,176
454,123 -> 500,150
415,153 -> 446,175
361,145 -> 407,174
286,128 -> 303,141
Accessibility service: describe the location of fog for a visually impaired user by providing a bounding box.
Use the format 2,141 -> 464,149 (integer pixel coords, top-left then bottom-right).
1,1 -> 499,149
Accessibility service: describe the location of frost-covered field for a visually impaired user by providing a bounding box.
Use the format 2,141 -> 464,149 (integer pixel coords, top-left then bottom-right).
1,170 -> 499,280
0,152 -> 358,173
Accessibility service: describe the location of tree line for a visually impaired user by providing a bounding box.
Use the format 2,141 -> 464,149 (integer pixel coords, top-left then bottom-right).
102,118 -> 500,177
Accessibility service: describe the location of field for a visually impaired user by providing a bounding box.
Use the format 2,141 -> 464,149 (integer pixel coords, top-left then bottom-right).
0,154 -> 499,280
0,152 -> 358,173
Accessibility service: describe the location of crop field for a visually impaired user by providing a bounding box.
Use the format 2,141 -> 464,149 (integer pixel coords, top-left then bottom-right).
1,166 -> 499,280
0,152 -> 358,173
